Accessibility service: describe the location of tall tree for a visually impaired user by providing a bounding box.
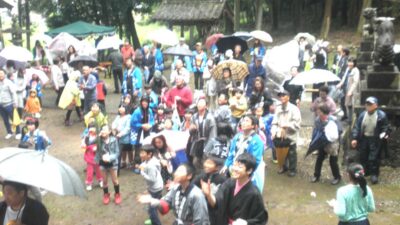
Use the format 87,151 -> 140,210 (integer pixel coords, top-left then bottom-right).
25,0 -> 31,49
255,0 -> 263,30
234,0 -> 240,31
320,0 -> 333,39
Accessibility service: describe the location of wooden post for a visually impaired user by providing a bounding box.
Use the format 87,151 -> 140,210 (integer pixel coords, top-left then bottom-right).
255,0 -> 263,30
189,26 -> 194,46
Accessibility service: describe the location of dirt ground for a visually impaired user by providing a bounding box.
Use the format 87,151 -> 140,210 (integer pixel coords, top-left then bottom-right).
0,79 -> 399,225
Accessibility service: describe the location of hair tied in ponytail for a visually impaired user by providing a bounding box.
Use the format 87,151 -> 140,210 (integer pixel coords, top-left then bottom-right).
355,169 -> 365,178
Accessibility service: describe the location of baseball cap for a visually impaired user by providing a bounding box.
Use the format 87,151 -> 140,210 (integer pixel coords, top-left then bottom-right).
365,96 -> 378,105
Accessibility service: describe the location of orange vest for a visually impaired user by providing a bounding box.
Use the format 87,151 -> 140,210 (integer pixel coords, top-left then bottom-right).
96,82 -> 105,100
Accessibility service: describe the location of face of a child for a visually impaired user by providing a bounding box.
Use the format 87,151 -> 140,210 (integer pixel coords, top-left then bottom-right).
231,161 -> 251,180
218,95 -> 227,105
255,107 -> 263,117
235,91 -> 242,99
124,97 -> 131,105
27,124 -> 36,132
91,104 -> 100,115
141,100 -> 149,109
203,159 -> 218,174
30,91 -> 36,97
139,150 -> 151,161
154,138 -> 164,149
88,127 -> 96,136
157,109 -> 164,115
118,106 -> 126,115
100,126 -> 110,138
164,120 -> 173,130
184,113 -> 192,121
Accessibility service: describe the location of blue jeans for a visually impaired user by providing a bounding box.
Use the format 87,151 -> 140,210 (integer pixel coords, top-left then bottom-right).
0,104 -> 20,134
149,190 -> 162,225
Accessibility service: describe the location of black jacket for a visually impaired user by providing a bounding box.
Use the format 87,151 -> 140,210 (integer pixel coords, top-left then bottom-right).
352,109 -> 389,141
0,197 -> 49,225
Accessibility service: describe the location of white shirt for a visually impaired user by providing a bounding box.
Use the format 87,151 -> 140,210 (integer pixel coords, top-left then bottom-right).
51,64 -> 64,89
3,205 -> 25,225
324,120 -> 339,142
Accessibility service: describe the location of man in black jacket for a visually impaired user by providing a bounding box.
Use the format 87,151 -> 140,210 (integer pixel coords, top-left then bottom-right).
0,181 -> 49,225
351,96 -> 389,184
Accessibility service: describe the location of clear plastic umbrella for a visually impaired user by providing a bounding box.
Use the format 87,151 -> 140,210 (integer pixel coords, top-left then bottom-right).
96,35 -> 123,50
289,69 -> 340,85
48,32 -> 82,55
147,28 -> 179,46
0,148 -> 86,198
24,68 -> 50,84
0,45 -> 33,62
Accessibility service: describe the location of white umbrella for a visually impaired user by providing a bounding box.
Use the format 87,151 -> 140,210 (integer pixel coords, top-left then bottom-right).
0,45 -> 33,62
142,130 -> 190,151
289,69 -> 340,85
32,34 -> 53,47
96,35 -> 123,50
294,32 -> 316,45
250,30 -> 273,43
24,68 -> 49,84
0,148 -> 86,198
147,29 -> 179,46
79,41 -> 97,58
48,32 -> 82,54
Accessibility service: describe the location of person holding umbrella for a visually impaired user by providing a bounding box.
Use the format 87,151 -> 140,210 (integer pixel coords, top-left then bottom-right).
271,90 -> 302,177
192,42 -> 207,90
0,180 -> 49,225
282,66 -> 304,107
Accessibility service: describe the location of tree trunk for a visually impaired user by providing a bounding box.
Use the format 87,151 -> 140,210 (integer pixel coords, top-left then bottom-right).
255,0 -> 263,30
17,0 -> 22,27
100,0 -> 110,25
272,0 -> 279,30
25,0 -> 30,50
320,0 -> 333,40
234,0 -> 240,31
125,7 -> 140,49
357,0 -> 372,34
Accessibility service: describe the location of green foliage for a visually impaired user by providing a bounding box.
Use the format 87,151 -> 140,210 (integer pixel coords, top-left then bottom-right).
30,0 -> 162,28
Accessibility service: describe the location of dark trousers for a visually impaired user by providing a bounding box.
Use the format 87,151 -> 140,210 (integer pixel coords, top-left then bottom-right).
339,219 -> 370,225
66,107 -> 82,121
55,87 -> 64,106
194,71 -> 204,90
149,190 -> 162,225
112,68 -> 123,93
359,136 -> 380,176
340,96 -> 347,118
284,144 -> 297,172
0,104 -> 20,134
314,149 -> 341,179
62,73 -> 69,84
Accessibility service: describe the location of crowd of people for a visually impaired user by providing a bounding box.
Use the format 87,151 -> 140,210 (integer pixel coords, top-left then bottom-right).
0,34 -> 388,225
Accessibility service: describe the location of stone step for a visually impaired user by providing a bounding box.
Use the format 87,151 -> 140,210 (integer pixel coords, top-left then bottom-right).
365,71 -> 399,89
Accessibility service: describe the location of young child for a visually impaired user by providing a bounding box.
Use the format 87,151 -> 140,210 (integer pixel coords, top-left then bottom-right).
229,87 -> 247,130
193,155 -> 227,225
138,145 -> 164,225
96,125 -> 121,205
152,105 -> 166,133
28,73 -> 43,106
121,94 -> 134,114
20,118 -> 51,151
84,103 -> 108,129
81,123 -> 103,191
25,89 -> 42,118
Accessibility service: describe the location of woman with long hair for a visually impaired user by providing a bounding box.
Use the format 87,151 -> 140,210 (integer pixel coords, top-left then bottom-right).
151,135 -> 173,186
328,163 -> 375,225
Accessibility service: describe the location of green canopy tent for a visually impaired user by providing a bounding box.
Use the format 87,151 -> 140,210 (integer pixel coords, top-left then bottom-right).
46,21 -> 115,38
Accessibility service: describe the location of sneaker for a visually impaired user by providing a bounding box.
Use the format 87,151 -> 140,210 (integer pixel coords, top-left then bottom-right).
15,133 -> 21,140
86,185 -> 92,191
99,181 -> 104,188
144,219 -> 152,225
272,159 -> 278,164
310,176 -> 320,183
288,171 -> 296,177
132,168 -> 141,174
103,193 -> 110,205
114,193 -> 122,205
331,178 -> 341,185
5,134 -> 12,139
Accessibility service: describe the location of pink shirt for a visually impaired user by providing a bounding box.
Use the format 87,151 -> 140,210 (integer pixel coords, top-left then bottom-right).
234,179 -> 250,196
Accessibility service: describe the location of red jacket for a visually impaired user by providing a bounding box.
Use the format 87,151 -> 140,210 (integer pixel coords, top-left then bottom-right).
165,85 -> 193,116
96,82 -> 107,101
